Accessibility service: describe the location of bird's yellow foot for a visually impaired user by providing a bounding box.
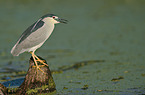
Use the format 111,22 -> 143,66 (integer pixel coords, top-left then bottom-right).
30,51 -> 47,74
36,59 -> 48,66
32,65 -> 46,74
33,54 -> 48,67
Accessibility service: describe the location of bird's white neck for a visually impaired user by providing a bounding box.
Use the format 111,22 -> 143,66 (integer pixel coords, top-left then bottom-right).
42,17 -> 59,24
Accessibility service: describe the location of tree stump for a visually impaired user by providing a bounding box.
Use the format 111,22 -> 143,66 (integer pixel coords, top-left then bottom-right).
16,56 -> 56,94
0,83 -> 7,95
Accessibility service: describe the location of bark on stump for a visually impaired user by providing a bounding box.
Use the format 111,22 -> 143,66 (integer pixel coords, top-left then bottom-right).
16,56 -> 56,94
0,83 -> 7,95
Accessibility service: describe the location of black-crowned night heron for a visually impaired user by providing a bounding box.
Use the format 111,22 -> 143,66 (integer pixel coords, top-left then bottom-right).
11,14 -> 67,73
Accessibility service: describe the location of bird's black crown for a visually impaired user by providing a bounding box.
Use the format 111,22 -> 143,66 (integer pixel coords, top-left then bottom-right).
41,14 -> 57,19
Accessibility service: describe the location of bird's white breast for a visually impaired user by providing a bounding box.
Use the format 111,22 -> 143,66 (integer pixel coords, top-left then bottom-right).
42,18 -> 55,40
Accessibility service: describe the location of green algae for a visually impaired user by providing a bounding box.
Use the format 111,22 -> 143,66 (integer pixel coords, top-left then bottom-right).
0,0 -> 145,94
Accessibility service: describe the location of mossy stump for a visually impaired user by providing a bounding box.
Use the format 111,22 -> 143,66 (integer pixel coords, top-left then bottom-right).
0,83 -> 7,95
16,56 -> 56,94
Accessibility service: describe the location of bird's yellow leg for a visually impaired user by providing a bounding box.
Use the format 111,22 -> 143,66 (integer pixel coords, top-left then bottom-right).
33,53 -> 48,67
30,51 -> 46,74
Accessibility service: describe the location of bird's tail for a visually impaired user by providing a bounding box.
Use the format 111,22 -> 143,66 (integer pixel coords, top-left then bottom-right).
11,44 -> 20,56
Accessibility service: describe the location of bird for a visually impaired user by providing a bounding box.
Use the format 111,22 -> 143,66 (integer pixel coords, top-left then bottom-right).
11,14 -> 68,73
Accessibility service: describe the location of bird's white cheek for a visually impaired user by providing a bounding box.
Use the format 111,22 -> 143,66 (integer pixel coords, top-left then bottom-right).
53,20 -> 60,24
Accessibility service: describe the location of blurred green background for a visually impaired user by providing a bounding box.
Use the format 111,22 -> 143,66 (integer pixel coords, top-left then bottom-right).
0,0 -> 145,94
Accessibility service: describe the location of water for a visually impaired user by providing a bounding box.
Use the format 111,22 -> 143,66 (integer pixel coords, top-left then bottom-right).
0,0 -> 145,94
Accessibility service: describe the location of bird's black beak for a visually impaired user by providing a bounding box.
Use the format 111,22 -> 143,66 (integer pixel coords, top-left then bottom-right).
58,18 -> 68,24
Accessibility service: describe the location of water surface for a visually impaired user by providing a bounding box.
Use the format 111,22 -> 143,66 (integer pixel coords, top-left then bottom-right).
0,0 -> 145,94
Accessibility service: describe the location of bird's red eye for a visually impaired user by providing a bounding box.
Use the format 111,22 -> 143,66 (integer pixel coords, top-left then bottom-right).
52,16 -> 55,19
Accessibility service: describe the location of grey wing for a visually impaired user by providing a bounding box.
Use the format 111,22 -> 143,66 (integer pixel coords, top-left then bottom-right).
11,18 -> 45,56
18,19 -> 44,44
